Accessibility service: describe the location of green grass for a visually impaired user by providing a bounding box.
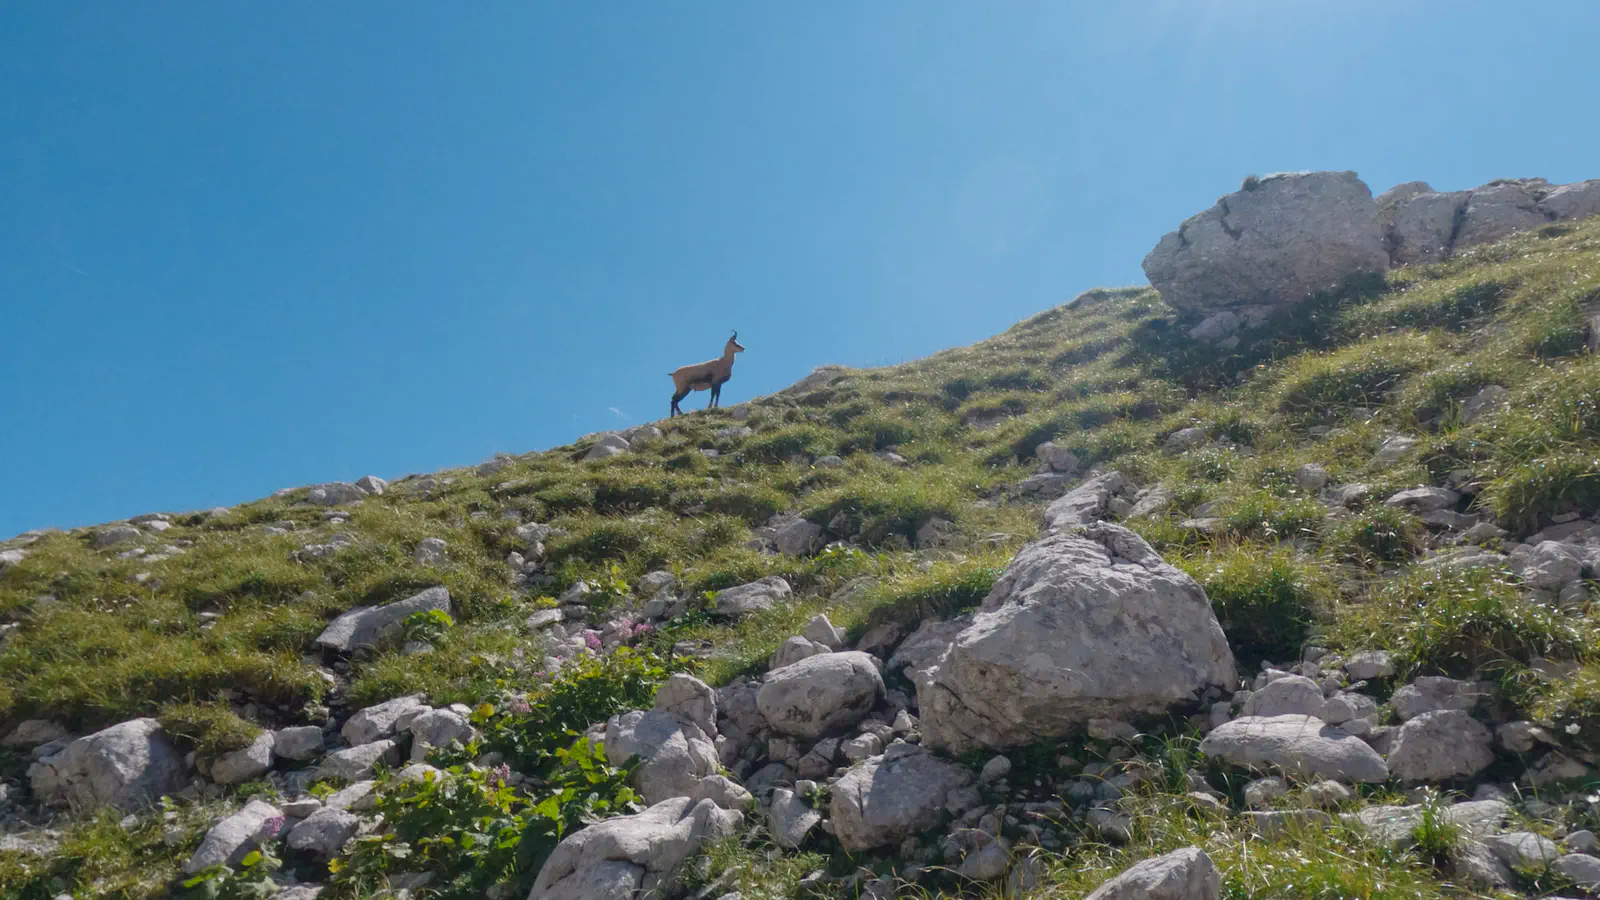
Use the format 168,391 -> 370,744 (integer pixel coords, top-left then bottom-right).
1177,547 -> 1332,669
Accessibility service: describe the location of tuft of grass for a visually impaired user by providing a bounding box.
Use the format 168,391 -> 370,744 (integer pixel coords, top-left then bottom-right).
1328,506 -> 1426,564
157,701 -> 263,758
1179,547 -> 1330,669
1273,332 -> 1438,422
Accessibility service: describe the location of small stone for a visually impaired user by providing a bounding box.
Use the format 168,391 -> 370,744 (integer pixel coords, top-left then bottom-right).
980,756 -> 1012,784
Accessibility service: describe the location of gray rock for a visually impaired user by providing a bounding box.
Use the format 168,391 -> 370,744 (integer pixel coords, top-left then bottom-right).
1143,171 -> 1387,315
1199,715 -> 1388,783
1127,485 -> 1176,520
801,614 -> 846,651
306,483 -> 367,506
273,726 -> 324,762
1482,831 -> 1561,869
829,744 -> 975,852
92,525 -> 144,549
1497,720 -> 1553,754
1166,428 -> 1207,452
1188,311 -> 1241,343
583,433 -> 632,461
1512,541 -> 1585,591
2,720 -> 70,748
1385,709 -> 1493,782
1375,435 -> 1418,465
769,636 -> 831,671
841,733 -> 883,762
316,740 -> 398,783
1241,675 -> 1324,718
917,525 -> 1235,754
1347,800 -> 1509,848
407,709 -> 475,762
413,537 -> 448,566
526,608 -> 564,630
280,797 -> 322,818
1318,692 -> 1378,726
316,587 -> 452,653
980,755 -> 1012,783
354,475 -> 387,495
1295,464 -> 1330,493
1343,651 -> 1394,680
342,695 -> 429,746
1391,676 -> 1486,721
1016,472 -> 1071,496
287,806 -> 360,858
1041,471 -> 1128,531
183,799 -> 283,874
639,571 -> 677,596
1386,190 -> 1469,264
29,718 -> 187,812
604,710 -> 718,804
1456,182 -> 1549,248
770,516 -> 823,557
714,576 -> 792,617
1554,853 -> 1600,889
768,787 -> 822,849
758,651 -> 884,739
1084,846 -> 1221,900
654,674 -> 718,738
688,774 -> 751,811
1385,487 -> 1461,513
324,780 -> 378,812
528,797 -> 742,900
1541,180 -> 1600,221
210,732 -> 275,785
0,549 -> 26,570
1036,442 -> 1081,475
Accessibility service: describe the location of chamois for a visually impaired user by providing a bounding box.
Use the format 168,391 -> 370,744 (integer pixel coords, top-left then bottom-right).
669,332 -> 745,417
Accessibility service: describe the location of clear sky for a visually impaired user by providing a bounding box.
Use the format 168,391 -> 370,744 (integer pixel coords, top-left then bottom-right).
4,2 -> 1600,536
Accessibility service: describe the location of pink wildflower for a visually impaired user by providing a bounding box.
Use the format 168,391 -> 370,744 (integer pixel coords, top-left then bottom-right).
584,631 -> 603,651
261,816 -> 287,839
508,695 -> 531,715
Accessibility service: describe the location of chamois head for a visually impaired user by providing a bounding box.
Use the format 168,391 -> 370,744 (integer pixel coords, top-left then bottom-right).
726,331 -> 745,355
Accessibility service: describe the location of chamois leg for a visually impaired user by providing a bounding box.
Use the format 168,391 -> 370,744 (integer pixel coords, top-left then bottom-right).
709,384 -> 720,409
671,388 -> 690,418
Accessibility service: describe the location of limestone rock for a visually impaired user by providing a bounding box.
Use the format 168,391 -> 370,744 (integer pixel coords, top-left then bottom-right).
917,525 -> 1235,753
1199,715 -> 1388,783
1482,831 -> 1561,870
1241,675 -> 1324,718
714,576 -> 792,617
1142,171 -> 1387,314
273,726 -> 324,762
316,587 -> 452,653
316,740 -> 398,783
604,710 -> 718,804
210,732 -> 275,785
1385,709 -> 1493,782
653,674 -> 719,738
1386,190 -> 1470,264
183,800 -> 283,874
1084,846 -> 1221,900
583,433 -> 631,461
528,797 -> 742,900
770,636 -> 831,671
29,718 -> 187,812
342,695 -> 429,746
287,806 -> 360,858
306,483 -> 367,506
2,720 -> 70,749
1041,471 -> 1128,531
413,537 -> 448,566
829,744 -> 975,852
802,614 -> 846,650
407,709 -> 475,762
768,787 -> 822,849
1456,182 -> 1549,248
757,651 -> 885,739
1541,180 -> 1600,221
1391,676 -> 1486,721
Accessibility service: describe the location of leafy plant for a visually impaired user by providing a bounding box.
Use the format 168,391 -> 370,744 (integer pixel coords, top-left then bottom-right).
178,839 -> 285,899
402,608 -> 456,645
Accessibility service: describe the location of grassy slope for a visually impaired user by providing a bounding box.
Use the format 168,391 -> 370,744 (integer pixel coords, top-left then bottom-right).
8,218 -> 1600,896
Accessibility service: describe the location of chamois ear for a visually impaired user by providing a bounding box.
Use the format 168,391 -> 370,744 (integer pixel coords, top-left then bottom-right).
731,330 -> 738,340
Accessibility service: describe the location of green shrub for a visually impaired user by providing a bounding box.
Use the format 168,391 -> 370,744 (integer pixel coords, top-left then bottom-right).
1222,492 -> 1325,542
1180,549 -> 1328,668
1274,333 -> 1435,420
1482,452 -> 1600,534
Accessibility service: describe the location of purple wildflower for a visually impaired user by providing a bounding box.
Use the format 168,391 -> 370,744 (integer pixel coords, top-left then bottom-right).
260,816 -> 287,839
584,631 -> 603,651
508,695 -> 532,715
488,763 -> 512,787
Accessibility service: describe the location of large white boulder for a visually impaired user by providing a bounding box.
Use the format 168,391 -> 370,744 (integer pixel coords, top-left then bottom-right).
316,588 -> 452,653
316,740 -> 399,782
1456,182 -> 1550,248
527,797 -> 742,900
653,674 -> 718,738
407,708 -> 475,762
829,743 -> 975,852
757,651 -> 885,739
603,710 -> 719,805
916,525 -> 1235,753
1385,190 -> 1470,264
1085,846 -> 1221,900
1041,471 -> 1128,531
183,800 -> 283,874
287,806 -> 359,858
28,718 -> 187,812
306,482 -> 367,506
1199,715 -> 1388,783
1142,171 -> 1387,314
1541,180 -> 1600,222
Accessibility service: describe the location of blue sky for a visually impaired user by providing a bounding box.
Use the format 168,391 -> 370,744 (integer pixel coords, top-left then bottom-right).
4,2 -> 1600,536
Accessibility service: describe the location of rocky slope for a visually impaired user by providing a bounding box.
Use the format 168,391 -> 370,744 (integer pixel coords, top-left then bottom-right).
6,171 -> 1600,899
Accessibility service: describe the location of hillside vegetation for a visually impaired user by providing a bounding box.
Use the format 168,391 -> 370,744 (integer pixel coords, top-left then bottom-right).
6,216 -> 1600,899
